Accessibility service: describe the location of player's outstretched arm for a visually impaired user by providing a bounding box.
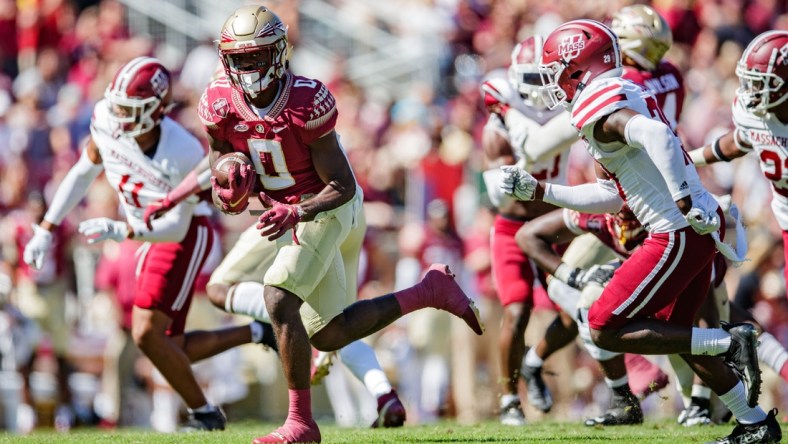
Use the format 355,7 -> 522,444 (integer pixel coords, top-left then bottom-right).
143,155 -> 212,229
515,210 -> 577,276
24,137 -> 104,269
689,131 -> 749,166
499,163 -> 624,214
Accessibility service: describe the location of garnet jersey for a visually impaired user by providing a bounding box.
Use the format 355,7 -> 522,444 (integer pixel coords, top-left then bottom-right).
198,72 -> 339,202
90,99 -> 211,230
731,97 -> 788,229
570,77 -> 718,233
623,61 -> 685,130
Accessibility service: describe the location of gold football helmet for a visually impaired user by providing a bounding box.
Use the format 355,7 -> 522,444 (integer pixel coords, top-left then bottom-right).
217,5 -> 289,98
611,5 -> 672,71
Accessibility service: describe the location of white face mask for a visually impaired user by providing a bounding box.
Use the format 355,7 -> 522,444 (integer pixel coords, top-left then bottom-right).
224,39 -> 287,99
105,93 -> 161,137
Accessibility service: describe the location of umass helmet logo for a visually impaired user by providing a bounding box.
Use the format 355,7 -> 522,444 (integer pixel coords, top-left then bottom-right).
558,34 -> 585,61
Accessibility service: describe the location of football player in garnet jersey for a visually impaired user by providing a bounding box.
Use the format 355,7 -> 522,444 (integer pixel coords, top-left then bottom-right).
479,35 -> 578,425
613,5 -> 685,132
500,20 -> 781,443
690,31 -> 788,296
145,6 -> 482,443
22,57 -> 278,432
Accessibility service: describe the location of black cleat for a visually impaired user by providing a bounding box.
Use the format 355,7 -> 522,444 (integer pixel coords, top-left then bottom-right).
180,407 -> 226,432
707,408 -> 782,443
721,322 -> 761,407
499,399 -> 526,426
584,388 -> 643,426
520,364 -> 553,413
678,397 -> 712,426
253,320 -> 278,353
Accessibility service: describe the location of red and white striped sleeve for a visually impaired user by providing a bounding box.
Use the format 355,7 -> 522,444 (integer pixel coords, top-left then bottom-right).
570,79 -> 631,131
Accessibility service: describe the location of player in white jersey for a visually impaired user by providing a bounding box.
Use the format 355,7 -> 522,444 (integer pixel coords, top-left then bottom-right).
22,57 -> 277,431
499,20 -> 781,443
691,30 -> 788,295
479,35 -> 577,425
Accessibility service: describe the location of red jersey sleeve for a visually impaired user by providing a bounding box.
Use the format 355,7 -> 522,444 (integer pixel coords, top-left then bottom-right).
289,78 -> 338,145
198,81 -> 233,142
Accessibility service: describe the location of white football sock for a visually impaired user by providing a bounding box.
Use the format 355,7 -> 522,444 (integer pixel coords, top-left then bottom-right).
690,328 -> 731,356
668,354 -> 694,408
225,282 -> 270,322
188,403 -> 214,414
691,384 -> 712,400
500,393 -> 519,407
757,332 -> 788,375
249,322 -> 264,343
524,347 -> 544,368
605,375 -> 629,389
718,381 -> 766,424
338,341 -> 392,398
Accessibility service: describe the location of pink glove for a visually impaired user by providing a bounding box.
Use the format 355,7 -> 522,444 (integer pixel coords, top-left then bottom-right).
256,192 -> 303,244
143,197 -> 175,230
211,163 -> 255,214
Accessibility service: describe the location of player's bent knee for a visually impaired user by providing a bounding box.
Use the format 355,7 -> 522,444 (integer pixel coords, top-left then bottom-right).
589,327 -> 611,349
264,287 -> 302,324
309,329 -> 343,352
503,303 -> 531,330
131,321 -> 161,351
206,283 -> 228,310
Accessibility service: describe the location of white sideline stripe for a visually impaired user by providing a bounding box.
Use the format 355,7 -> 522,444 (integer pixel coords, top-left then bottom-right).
172,226 -> 207,311
611,231 -> 677,316
627,231 -> 686,318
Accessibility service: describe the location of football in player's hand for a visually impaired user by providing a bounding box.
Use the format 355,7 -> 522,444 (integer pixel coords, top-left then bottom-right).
212,152 -> 252,187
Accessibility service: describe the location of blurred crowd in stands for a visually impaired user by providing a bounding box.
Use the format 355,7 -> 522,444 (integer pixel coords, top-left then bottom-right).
0,0 -> 787,433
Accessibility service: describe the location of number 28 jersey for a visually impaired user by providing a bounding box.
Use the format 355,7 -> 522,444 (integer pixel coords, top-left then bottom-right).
732,97 -> 788,230
198,72 -> 339,202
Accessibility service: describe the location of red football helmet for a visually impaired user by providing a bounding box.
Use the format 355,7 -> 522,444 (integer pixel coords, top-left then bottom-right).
735,30 -> 788,115
508,35 -> 547,108
538,20 -> 622,109
105,57 -> 172,137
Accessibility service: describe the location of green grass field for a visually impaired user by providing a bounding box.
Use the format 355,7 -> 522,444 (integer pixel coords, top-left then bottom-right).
1,420 -> 786,444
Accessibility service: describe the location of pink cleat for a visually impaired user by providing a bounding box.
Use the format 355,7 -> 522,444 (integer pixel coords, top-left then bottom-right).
625,353 -> 669,398
371,389 -> 406,428
252,420 -> 321,444
420,264 -> 484,335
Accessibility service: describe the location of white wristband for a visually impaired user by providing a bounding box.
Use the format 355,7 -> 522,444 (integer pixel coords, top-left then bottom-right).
689,148 -> 708,166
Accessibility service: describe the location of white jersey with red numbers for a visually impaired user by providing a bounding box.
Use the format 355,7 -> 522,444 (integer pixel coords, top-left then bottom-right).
484,99 -> 573,184
732,97 -> 788,229
570,77 -> 718,234
90,99 -> 211,230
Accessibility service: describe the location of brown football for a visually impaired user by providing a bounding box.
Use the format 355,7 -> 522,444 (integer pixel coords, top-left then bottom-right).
211,152 -> 253,188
